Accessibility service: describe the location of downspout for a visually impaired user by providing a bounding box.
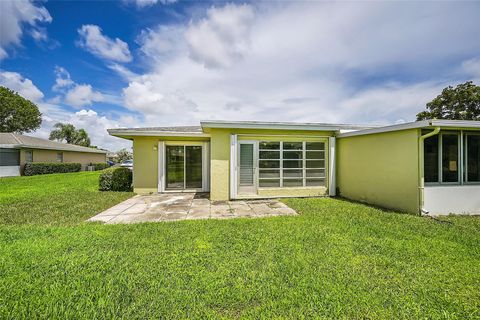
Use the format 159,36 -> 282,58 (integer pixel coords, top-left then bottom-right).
418,126 -> 440,215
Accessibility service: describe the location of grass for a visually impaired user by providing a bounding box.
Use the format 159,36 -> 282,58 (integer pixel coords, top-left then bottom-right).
0,171 -> 133,225
0,173 -> 479,318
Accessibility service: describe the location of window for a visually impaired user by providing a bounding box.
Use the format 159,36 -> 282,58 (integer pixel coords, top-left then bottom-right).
424,131 -> 480,184
56,152 -> 63,162
258,141 -> 325,188
0,148 -> 20,166
25,150 -> 33,163
466,134 -> 480,182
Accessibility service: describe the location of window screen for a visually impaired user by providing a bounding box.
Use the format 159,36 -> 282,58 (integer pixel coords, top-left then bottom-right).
259,141 -> 325,188
0,148 -> 20,166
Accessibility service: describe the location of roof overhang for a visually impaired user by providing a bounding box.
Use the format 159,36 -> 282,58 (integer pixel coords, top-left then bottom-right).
201,120 -> 374,132
0,143 -> 106,153
337,120 -> 480,138
107,128 -> 210,139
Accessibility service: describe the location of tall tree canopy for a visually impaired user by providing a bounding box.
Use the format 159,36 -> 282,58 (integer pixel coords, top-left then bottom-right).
49,123 -> 91,147
417,81 -> 480,121
116,148 -> 133,163
0,86 -> 42,133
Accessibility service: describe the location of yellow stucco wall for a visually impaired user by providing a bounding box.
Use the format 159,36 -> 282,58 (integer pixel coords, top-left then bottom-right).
336,129 -> 420,214
131,136 -> 210,193
19,148 -> 106,173
209,128 -> 334,201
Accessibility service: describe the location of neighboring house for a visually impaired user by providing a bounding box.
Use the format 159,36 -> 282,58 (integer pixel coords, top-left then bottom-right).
108,120 -> 480,216
0,133 -> 107,177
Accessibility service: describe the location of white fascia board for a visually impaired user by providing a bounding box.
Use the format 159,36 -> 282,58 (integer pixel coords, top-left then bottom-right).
337,121 -> 431,138
0,144 -> 22,149
337,120 -> 480,138
108,129 -> 210,138
200,120 -> 372,131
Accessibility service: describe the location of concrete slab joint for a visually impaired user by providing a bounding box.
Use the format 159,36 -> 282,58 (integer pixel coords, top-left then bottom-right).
88,193 -> 298,224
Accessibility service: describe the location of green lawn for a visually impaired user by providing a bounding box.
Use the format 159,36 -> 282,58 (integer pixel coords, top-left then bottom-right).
0,171 -> 133,225
0,173 -> 479,318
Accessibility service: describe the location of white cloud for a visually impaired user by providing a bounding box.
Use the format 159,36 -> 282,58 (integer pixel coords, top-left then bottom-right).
64,84 -> 104,108
77,25 -> 132,62
184,4 -> 254,69
1,70 -> 133,150
52,66 -> 74,92
124,2 -> 480,127
128,0 -> 177,8
0,0 -> 52,59
0,71 -> 44,102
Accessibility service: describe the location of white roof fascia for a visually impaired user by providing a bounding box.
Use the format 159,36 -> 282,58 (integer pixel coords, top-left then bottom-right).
337,121 -> 431,138
107,129 -> 211,138
200,120 -> 372,131
337,119 -> 480,138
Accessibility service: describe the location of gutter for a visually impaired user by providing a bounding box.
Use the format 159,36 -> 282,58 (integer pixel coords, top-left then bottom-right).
418,124 -> 440,215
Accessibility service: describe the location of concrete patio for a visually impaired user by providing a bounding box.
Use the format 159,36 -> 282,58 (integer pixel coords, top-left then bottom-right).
88,193 -> 297,224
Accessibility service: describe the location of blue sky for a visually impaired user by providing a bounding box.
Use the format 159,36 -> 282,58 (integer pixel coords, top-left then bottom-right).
1,0 -> 480,151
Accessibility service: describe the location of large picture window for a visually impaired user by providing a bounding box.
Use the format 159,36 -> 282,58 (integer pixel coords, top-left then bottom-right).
258,141 -> 325,188
424,131 -> 480,184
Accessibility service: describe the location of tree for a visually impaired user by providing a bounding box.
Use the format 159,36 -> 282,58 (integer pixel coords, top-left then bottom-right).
49,123 -> 91,147
116,148 -> 133,163
416,81 -> 480,121
0,86 -> 42,133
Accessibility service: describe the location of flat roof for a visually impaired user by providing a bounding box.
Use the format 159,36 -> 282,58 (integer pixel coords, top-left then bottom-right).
0,133 -> 106,153
200,120 -> 374,131
108,126 -> 209,138
337,120 -> 480,138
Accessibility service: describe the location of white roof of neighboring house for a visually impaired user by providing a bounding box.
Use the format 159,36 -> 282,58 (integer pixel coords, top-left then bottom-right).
0,133 -> 106,153
337,120 -> 480,138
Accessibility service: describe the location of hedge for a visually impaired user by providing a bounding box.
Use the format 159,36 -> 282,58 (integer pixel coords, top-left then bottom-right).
99,167 -> 132,192
24,162 -> 81,176
90,162 -> 109,171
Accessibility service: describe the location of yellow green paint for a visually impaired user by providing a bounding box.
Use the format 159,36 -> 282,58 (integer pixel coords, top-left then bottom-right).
336,128 -> 420,214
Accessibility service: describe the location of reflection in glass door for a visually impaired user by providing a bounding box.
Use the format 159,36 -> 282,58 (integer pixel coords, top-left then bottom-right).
166,145 -> 203,190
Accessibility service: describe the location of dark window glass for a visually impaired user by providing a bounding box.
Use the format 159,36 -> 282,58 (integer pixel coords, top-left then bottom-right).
424,135 -> 439,183
306,142 -> 324,150
259,179 -> 280,187
185,146 -> 202,189
306,179 -> 325,186
306,169 -> 325,178
259,160 -> 280,169
283,142 -> 302,150
166,146 -> 185,189
306,160 -> 324,168
283,169 -> 302,178
259,169 -> 280,178
259,141 -> 280,150
306,151 -> 324,159
442,134 -> 459,183
0,148 -> 20,166
25,150 -> 33,162
467,135 -> 480,182
283,151 -> 302,159
283,160 -> 303,168
259,151 -> 280,159
283,179 -> 303,187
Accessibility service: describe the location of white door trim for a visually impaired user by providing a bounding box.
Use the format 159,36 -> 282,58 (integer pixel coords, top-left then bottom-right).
158,141 -> 210,193
328,136 -> 336,196
230,134 -> 237,199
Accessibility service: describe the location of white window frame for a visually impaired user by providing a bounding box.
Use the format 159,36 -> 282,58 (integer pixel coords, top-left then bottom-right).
257,140 -> 326,188
424,130 -> 480,186
25,150 -> 33,163
158,141 -> 209,193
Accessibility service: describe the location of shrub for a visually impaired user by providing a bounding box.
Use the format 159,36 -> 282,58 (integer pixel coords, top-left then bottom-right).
91,162 -> 108,171
24,162 -> 81,176
99,167 -> 132,191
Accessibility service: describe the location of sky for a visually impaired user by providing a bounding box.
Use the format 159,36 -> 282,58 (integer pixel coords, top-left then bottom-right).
1,0 -> 480,151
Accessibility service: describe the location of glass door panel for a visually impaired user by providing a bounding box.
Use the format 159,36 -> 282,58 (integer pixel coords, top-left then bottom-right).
186,146 -> 202,189
166,146 -> 185,189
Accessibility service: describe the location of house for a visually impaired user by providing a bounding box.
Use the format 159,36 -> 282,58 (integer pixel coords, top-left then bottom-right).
108,119 -> 480,216
0,133 -> 107,177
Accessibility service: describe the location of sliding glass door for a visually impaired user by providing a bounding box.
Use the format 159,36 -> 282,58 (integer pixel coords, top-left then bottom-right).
166,145 -> 203,190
